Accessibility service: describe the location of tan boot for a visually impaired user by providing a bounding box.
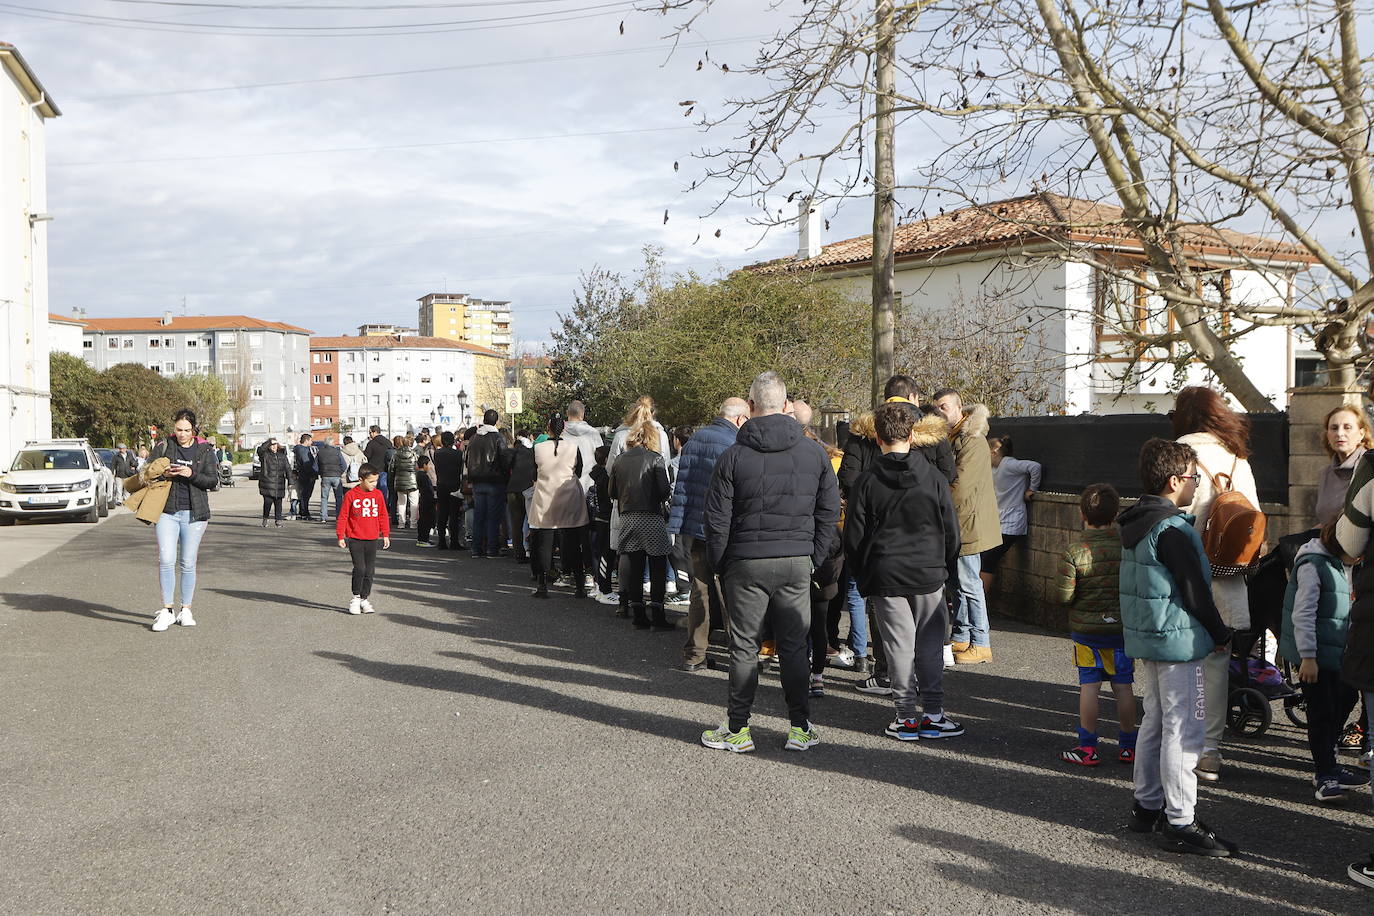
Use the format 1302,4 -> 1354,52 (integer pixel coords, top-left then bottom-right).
953,645 -> 992,665
950,641 -> 971,654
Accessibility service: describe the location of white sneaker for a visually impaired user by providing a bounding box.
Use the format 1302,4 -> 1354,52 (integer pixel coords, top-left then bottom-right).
595,591 -> 620,605
175,607 -> 196,627
1358,750 -> 1372,770
347,596 -> 363,615
359,598 -> 376,614
151,608 -> 175,632
943,644 -> 956,668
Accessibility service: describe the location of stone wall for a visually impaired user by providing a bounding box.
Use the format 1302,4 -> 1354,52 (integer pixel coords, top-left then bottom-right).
990,384 -> 1371,631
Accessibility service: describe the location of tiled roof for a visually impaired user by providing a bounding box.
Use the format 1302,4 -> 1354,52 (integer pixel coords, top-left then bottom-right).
49,313 -> 85,326
80,315 -> 312,334
310,335 -> 504,358
747,192 -> 1320,274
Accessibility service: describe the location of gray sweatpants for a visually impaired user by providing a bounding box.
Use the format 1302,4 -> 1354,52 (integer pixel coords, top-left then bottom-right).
1134,657 -> 1208,827
871,591 -> 947,720
721,556 -> 812,730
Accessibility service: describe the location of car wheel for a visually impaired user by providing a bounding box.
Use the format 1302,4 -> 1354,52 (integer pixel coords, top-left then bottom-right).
85,503 -> 100,523
0,516 -> 14,526
97,494 -> 109,518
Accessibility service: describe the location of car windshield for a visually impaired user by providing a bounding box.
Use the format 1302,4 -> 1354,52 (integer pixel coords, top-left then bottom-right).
11,449 -> 90,471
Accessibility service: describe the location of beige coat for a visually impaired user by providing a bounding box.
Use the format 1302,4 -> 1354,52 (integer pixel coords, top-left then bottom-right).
123,457 -> 172,525
950,404 -> 1002,556
529,438 -> 588,529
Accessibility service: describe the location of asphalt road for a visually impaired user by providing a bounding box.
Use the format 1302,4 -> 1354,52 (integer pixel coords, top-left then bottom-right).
0,479 -> 1369,915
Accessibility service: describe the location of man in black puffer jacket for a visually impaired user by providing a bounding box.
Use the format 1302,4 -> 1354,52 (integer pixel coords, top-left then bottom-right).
700,371 -> 840,755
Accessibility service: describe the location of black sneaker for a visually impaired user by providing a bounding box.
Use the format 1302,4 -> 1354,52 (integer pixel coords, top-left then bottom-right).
1349,855 -> 1374,890
675,660 -> 707,673
884,718 -> 921,742
1153,820 -> 1237,857
1128,801 -> 1162,834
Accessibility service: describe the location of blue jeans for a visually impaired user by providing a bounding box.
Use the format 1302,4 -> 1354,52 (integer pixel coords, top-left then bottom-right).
377,471 -> 390,506
320,477 -> 342,521
472,482 -> 506,555
843,572 -> 870,657
156,510 -> 208,607
950,553 -> 991,648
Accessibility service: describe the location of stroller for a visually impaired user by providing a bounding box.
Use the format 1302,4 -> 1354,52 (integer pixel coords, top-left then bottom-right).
1230,534 -> 1313,737
218,460 -> 236,488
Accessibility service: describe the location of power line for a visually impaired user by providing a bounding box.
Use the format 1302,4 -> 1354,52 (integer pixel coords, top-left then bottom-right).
0,0 -> 634,35
70,35 -> 764,101
97,0 -> 604,8
51,123 -> 698,166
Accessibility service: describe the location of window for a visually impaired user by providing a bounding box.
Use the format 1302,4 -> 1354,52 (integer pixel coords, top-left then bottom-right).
323,395 -> 333,406
420,395 -> 431,405
186,361 -> 200,373
312,353 -> 320,363
248,333 -> 263,348
164,362 -> 176,373
163,338 -> 175,348
219,360 -> 238,374
83,340 -> 93,350
313,395 -> 321,406
371,394 -> 380,405
250,360 -> 264,374
250,411 -> 264,426
312,374 -> 320,384
106,338 -> 118,350
186,336 -> 199,348
371,353 -> 380,362
149,363 -> 162,374
122,338 -> 134,349
323,352 -> 333,363
149,338 -> 161,349
420,377 -> 431,384
251,386 -> 264,399
371,375 -> 381,384
219,335 -> 237,348
202,337 -> 213,348
324,374 -> 332,383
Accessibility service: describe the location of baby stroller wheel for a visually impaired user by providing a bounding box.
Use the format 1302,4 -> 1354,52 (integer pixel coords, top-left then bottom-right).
1227,687 -> 1272,737
1283,695 -> 1308,729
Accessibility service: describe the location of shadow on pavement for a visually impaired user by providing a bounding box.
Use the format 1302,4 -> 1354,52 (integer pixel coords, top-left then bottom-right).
4,592 -> 151,627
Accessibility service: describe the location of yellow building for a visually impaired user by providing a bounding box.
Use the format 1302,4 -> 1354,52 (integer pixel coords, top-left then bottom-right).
417,292 -> 512,355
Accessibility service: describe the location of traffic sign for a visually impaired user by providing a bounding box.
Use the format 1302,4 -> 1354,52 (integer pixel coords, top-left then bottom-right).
504,388 -> 523,414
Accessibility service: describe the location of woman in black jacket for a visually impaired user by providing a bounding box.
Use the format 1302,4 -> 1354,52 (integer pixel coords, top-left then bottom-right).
608,417 -> 673,631
151,408 -> 219,633
257,439 -> 291,527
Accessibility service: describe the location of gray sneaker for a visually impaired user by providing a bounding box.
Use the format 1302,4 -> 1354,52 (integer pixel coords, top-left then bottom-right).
1195,750 -> 1222,782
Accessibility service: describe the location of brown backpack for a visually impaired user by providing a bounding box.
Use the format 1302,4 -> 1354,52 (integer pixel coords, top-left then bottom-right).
1198,459 -> 1266,575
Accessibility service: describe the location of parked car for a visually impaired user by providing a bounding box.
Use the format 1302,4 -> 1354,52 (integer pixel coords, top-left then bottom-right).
0,439 -> 113,524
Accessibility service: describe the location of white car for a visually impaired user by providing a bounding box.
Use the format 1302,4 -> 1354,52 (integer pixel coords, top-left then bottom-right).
0,439 -> 114,525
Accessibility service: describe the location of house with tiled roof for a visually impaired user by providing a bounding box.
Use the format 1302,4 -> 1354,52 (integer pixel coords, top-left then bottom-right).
308,333 -> 505,434
747,192 -> 1319,413
80,312 -> 312,442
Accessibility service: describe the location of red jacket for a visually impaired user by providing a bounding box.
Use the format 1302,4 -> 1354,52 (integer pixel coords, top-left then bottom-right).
337,486 -> 391,540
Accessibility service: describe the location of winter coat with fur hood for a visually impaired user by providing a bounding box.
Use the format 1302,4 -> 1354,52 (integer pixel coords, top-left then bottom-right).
948,404 -> 1003,556
838,408 -> 955,498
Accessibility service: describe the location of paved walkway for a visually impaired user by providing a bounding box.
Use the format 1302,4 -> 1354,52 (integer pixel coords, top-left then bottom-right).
0,483 -> 1368,915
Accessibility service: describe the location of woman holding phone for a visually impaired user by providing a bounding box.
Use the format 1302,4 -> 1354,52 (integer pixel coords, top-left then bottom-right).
150,408 -> 219,632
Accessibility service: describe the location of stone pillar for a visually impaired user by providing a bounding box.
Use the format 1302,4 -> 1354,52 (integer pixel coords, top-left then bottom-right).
1286,385 -> 1367,535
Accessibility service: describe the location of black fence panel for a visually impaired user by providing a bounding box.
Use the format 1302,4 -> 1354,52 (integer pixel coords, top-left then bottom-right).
986,413 -> 1289,504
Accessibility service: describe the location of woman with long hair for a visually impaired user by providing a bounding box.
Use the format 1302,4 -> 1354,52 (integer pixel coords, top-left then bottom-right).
608,410 -> 673,629
390,434 -> 419,529
1172,385 -> 1259,783
150,409 -> 219,632
528,414 -> 589,599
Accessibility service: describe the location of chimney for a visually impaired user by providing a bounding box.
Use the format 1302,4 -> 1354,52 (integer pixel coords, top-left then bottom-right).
796,198 -> 821,260
160,310 -> 173,326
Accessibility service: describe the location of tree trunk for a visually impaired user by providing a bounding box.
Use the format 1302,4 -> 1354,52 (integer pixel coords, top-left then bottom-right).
870,0 -> 897,407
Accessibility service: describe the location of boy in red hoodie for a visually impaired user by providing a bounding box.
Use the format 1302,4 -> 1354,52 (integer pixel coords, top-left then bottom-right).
337,463 -> 391,615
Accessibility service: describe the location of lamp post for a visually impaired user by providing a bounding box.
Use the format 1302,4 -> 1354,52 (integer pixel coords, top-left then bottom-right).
457,388 -> 470,428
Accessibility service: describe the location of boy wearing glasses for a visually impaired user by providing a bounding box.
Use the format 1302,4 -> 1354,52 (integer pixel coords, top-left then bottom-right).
1117,438 -> 1236,857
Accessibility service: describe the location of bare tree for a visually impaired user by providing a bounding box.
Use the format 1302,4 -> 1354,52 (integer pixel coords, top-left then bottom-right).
644,0 -> 1374,407
222,334 -> 254,447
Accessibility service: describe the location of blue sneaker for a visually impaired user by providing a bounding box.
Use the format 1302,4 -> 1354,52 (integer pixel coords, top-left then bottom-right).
885,718 -> 922,742
1315,777 -> 1346,803
1335,767 -> 1371,789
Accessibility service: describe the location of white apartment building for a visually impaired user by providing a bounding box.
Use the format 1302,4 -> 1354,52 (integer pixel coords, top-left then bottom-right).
309,335 -> 505,435
48,312 -> 85,356
81,313 -> 312,441
0,43 -> 60,464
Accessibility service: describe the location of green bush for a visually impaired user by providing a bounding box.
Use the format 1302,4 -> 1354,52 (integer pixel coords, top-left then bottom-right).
233,449 -> 254,464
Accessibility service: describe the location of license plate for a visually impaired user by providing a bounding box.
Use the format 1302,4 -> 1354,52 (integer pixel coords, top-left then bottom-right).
27,496 -> 62,505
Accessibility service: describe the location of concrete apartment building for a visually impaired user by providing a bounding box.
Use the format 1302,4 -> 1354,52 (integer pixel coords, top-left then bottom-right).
309,333 -> 506,435
80,313 -> 312,442
417,292 -> 513,355
0,43 -> 59,464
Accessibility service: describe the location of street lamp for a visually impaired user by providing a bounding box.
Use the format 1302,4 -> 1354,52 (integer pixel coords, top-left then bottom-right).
457,388 -> 469,427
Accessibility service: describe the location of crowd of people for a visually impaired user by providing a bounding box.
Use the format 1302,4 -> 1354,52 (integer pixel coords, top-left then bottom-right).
123,374 -> 1373,889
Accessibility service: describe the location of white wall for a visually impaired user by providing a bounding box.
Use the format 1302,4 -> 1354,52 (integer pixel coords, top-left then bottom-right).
329,346 -> 479,436
0,61 -> 52,463
48,319 -> 83,357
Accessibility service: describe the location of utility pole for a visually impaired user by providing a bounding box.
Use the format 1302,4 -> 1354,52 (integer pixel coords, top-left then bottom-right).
871,0 -> 897,406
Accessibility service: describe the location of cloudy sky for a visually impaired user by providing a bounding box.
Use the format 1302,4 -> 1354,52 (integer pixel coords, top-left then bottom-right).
10,0 -> 871,347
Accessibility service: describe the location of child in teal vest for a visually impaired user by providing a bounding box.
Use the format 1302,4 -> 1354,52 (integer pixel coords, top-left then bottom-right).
1057,483 -> 1137,767
1280,520 -> 1367,802
1118,439 -> 1236,858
